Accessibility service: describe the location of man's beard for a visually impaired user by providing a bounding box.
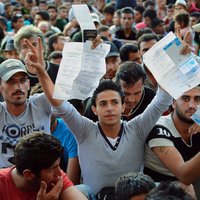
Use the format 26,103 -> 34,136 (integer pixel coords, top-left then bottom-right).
176,109 -> 194,124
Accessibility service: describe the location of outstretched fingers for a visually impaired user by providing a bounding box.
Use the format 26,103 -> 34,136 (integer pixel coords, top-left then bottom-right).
37,37 -> 44,63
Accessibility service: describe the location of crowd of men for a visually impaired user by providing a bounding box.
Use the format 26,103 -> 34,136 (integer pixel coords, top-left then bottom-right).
0,0 -> 200,199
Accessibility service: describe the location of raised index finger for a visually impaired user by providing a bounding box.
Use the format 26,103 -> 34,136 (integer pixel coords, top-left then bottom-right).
24,38 -> 38,55
175,24 -> 181,40
37,37 -> 44,62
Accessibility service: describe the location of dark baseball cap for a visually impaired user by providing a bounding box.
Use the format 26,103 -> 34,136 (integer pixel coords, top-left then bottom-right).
105,41 -> 119,58
4,39 -> 16,51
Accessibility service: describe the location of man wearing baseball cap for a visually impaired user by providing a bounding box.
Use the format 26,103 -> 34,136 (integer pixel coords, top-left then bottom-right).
103,41 -> 120,80
0,58 -> 52,169
3,38 -> 19,60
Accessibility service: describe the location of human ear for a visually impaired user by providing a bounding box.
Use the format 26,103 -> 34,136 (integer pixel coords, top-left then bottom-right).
121,103 -> 125,113
91,105 -> 98,116
23,169 -> 36,180
27,79 -> 30,91
172,99 -> 176,109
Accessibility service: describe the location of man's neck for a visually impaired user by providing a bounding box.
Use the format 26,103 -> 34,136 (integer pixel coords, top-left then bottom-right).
172,113 -> 192,142
50,19 -> 57,26
123,28 -> 132,37
6,103 -> 26,116
99,121 -> 121,139
11,168 -> 37,192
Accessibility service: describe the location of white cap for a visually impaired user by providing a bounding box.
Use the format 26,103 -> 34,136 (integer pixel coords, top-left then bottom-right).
175,0 -> 187,8
192,23 -> 200,32
90,13 -> 100,24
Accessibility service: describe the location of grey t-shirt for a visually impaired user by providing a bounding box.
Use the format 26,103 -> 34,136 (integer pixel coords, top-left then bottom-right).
0,93 -> 51,168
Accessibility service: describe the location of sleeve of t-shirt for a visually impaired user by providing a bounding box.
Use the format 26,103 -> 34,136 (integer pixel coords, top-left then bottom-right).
59,119 -> 78,158
66,132 -> 78,158
0,174 -> 6,199
146,124 -> 174,148
61,171 -> 73,192
29,93 -> 52,115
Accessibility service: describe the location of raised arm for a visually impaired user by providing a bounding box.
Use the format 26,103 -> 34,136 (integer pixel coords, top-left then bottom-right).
24,36 -> 102,107
24,37 -> 63,107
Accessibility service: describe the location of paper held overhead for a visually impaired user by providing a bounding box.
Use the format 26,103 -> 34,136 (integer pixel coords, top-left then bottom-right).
143,32 -> 200,100
53,41 -> 110,100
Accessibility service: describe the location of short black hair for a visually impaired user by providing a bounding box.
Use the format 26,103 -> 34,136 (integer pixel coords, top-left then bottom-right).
114,9 -> 121,18
145,181 -> 194,200
115,172 -> 155,200
175,11 -> 190,27
47,4 -> 58,12
48,32 -> 64,54
4,3 -> 11,10
39,0 -> 47,5
190,12 -> 200,18
143,9 -> 157,19
15,132 -> 63,175
151,18 -> 164,29
97,25 -> 110,33
91,80 -> 124,107
121,7 -> 134,17
144,0 -> 155,8
103,4 -> 115,15
48,51 -> 62,61
119,44 -> 139,62
136,27 -> 153,40
167,3 -> 174,9
138,33 -> 159,50
135,5 -> 145,15
36,11 -> 50,21
115,61 -> 146,86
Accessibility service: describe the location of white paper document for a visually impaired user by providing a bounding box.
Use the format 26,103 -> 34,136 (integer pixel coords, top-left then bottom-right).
191,108 -> 200,125
53,41 -> 110,100
143,32 -> 200,99
72,4 -> 95,30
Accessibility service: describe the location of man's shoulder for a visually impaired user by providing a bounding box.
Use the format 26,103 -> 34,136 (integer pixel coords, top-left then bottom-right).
143,86 -> 156,102
0,167 -> 12,180
29,93 -> 45,100
115,28 -> 124,36
28,93 -> 50,107
47,62 -> 59,84
146,115 -> 174,141
144,86 -> 156,96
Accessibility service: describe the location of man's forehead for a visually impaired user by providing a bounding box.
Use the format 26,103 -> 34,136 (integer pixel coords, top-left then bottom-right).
120,79 -> 143,89
106,56 -> 119,61
121,13 -> 134,18
180,88 -> 200,97
140,39 -> 157,47
9,72 -> 27,79
20,37 -> 37,44
96,90 -> 121,100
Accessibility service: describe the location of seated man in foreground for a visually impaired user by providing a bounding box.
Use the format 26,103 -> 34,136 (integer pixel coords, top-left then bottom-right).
144,86 -> 200,199
0,131 -> 88,200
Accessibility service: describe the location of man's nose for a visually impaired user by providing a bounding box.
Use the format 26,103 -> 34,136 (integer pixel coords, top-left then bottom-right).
107,62 -> 117,71
126,94 -> 136,103
55,166 -> 62,177
107,103 -> 114,110
188,100 -> 197,108
13,81 -> 23,90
